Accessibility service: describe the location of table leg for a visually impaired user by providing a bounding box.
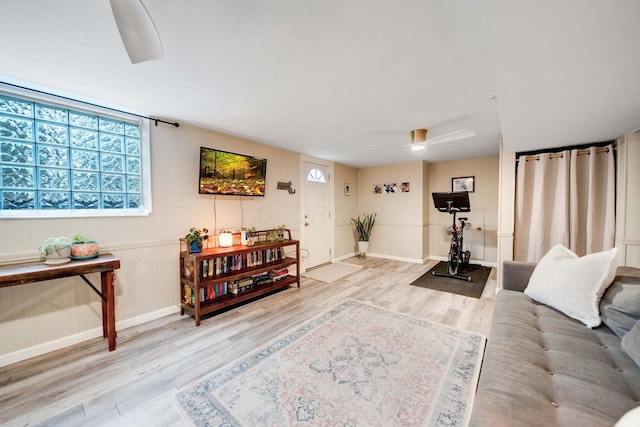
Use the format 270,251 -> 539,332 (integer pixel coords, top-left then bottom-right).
101,277 -> 108,339
296,242 -> 301,288
101,270 -> 117,351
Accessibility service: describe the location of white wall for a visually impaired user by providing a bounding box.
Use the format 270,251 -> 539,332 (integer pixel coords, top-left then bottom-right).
422,161 -> 431,258
357,161 -> 427,262
0,122 -> 303,366
333,162 -> 359,259
496,136 -> 516,287
615,132 -> 640,267
351,156 -> 500,265
428,156 -> 500,265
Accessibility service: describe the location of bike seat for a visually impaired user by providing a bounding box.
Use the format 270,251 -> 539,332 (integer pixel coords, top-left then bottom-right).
458,217 -> 468,221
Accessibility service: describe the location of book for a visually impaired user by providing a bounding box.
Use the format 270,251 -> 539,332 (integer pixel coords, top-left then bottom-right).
184,261 -> 193,278
202,259 -> 208,277
269,267 -> 289,280
183,284 -> 192,305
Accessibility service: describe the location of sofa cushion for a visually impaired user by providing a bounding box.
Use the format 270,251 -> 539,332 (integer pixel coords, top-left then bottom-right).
601,272 -> 640,338
470,289 -> 640,427
622,320 -> 640,367
524,244 -> 618,327
615,403 -> 640,426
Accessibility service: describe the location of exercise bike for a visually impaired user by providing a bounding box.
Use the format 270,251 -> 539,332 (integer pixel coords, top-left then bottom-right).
431,191 -> 473,282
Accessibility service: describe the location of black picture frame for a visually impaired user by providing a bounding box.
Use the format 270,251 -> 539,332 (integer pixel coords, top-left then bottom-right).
451,176 -> 475,193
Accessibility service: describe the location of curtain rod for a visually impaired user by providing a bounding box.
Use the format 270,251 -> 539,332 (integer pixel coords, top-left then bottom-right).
520,147 -> 613,162
0,81 -> 179,128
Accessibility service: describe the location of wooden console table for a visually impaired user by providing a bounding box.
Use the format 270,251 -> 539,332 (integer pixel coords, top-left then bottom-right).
0,253 -> 121,351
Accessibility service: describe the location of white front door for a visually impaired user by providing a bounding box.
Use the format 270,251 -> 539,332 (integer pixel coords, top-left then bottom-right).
302,160 -> 332,270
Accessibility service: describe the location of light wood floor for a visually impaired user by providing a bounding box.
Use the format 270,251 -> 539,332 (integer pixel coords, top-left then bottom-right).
0,257 -> 496,426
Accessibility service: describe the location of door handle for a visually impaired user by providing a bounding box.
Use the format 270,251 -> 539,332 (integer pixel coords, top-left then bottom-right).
305,222 -> 309,227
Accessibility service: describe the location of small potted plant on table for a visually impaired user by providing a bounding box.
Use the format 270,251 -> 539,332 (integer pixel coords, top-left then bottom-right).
267,225 -> 286,242
71,234 -> 99,259
40,237 -> 73,265
185,227 -> 209,253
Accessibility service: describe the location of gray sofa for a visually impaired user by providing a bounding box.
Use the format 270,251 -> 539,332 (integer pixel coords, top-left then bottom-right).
470,261 -> 640,427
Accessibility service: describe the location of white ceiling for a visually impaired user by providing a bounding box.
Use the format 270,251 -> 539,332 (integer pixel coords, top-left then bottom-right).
0,0 -> 638,168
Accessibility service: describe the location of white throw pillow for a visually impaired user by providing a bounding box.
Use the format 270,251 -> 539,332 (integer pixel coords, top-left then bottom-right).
615,405 -> 640,427
524,244 -> 619,328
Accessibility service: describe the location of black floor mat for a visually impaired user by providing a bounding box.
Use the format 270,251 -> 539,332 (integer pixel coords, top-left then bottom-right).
409,261 -> 491,298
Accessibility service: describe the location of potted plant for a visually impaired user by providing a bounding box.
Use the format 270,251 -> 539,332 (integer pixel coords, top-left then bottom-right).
185,227 -> 209,253
241,226 -> 257,246
40,237 -> 72,264
351,212 -> 376,257
71,234 -> 99,259
267,225 -> 286,242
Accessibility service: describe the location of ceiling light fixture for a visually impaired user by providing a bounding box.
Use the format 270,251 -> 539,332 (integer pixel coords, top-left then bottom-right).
410,129 -> 428,144
110,0 -> 164,64
410,129 -> 427,151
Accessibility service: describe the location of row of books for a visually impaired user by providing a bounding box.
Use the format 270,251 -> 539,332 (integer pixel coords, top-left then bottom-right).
183,281 -> 228,305
196,247 -> 286,278
182,269 -> 290,305
228,271 -> 272,294
269,267 -> 289,281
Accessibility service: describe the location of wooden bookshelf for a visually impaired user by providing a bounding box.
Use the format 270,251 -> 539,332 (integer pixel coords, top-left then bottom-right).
179,230 -> 300,326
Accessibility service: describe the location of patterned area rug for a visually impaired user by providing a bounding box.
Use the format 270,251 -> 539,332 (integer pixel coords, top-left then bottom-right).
175,299 -> 485,426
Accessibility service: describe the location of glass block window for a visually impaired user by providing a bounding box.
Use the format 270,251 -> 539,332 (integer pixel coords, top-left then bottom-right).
0,88 -> 151,217
306,167 -> 326,183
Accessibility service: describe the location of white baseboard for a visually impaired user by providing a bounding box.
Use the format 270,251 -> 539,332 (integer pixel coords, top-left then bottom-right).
116,305 -> 180,331
0,328 -> 104,368
334,252 -> 428,264
365,252 -> 424,264
0,305 -> 180,368
303,252 -> 498,270
332,253 -> 358,262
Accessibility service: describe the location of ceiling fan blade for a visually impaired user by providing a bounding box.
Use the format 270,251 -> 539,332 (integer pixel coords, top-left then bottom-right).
369,128 -> 476,148
424,129 -> 476,146
369,143 -> 410,147
110,0 -> 163,64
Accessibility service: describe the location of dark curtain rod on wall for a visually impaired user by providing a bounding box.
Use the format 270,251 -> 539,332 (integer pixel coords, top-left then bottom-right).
519,146 -> 613,162
0,81 -> 180,128
516,140 -> 615,162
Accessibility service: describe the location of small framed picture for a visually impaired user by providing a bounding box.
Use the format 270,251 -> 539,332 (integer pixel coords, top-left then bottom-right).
344,183 -> 351,196
401,182 -> 410,193
452,176 -> 475,193
374,184 -> 383,194
384,183 -> 398,193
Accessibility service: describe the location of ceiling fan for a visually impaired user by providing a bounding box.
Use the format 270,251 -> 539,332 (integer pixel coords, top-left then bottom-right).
371,128 -> 476,151
110,0 -> 163,64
